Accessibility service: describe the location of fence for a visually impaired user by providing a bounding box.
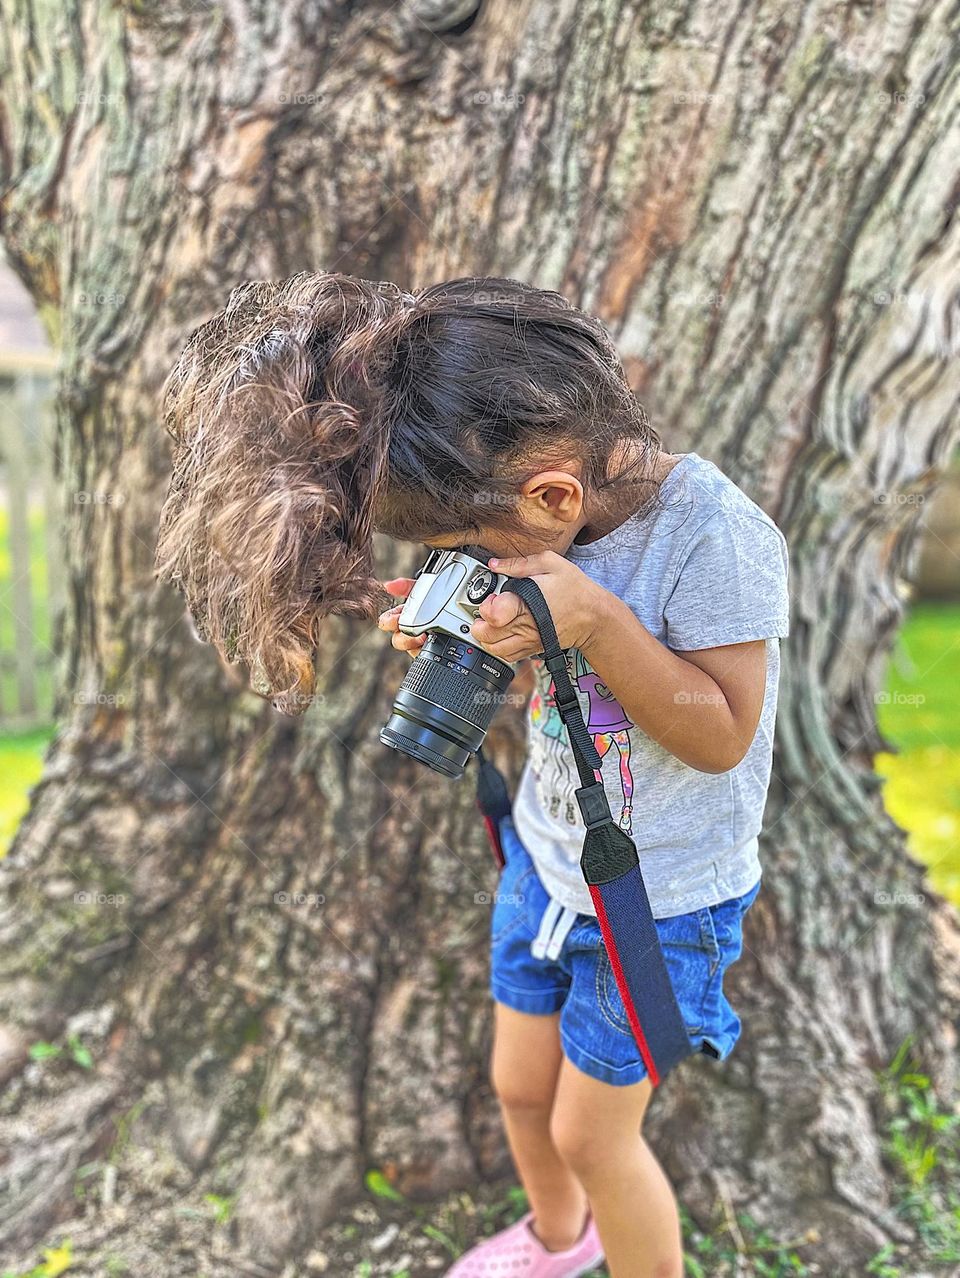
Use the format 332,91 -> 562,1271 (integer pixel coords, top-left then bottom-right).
0,361 -> 61,730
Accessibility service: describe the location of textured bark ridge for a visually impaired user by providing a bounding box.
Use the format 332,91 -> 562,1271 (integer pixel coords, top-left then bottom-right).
1,0 -> 958,1273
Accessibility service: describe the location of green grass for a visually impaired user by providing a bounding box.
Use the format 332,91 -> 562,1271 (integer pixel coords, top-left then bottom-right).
876,603 -> 960,907
876,1038 -> 960,1266
0,498 -> 54,853
0,726 -> 53,852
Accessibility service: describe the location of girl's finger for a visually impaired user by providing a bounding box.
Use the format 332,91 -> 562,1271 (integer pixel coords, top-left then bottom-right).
477,592 -> 526,627
487,553 -> 552,576
470,623 -> 535,658
383,576 -> 417,598
377,605 -> 403,631
392,631 -> 426,655
471,617 -> 533,647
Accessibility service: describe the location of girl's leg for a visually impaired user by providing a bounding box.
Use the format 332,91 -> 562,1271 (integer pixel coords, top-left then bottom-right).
491,1003 -> 591,1251
550,1061 -> 683,1278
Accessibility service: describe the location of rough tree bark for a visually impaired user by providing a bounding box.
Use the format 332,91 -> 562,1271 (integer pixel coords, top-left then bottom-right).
1,0 -> 958,1273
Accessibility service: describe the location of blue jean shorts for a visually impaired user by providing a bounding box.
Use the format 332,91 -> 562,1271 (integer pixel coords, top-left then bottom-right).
489,816 -> 761,1087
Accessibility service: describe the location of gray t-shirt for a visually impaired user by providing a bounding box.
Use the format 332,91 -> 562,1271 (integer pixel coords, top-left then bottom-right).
511,452 -> 790,919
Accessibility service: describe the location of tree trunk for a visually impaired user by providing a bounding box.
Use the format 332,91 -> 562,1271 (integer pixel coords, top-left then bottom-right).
1,0 -> 958,1273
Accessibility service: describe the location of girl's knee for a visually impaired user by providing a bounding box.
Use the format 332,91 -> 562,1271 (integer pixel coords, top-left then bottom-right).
549,1064 -> 653,1176
549,1110 -> 611,1177
490,1059 -> 554,1115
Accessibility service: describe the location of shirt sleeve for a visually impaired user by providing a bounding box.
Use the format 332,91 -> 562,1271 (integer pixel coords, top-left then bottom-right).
664,509 -> 790,651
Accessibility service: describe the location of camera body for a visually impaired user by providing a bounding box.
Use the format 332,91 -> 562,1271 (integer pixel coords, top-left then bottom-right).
395,544 -> 512,642
379,546 -> 517,779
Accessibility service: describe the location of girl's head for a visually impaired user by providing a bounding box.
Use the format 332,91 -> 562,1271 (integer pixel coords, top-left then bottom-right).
156,272 -> 660,711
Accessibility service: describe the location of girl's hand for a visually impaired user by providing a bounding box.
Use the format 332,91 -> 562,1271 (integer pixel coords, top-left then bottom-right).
470,552 -> 602,662
377,577 -> 427,657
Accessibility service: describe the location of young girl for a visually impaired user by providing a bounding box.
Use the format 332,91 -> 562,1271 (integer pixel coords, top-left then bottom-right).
157,272 -> 790,1278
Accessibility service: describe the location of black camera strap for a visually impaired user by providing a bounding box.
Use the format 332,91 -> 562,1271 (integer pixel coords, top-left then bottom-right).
475,576 -> 693,1086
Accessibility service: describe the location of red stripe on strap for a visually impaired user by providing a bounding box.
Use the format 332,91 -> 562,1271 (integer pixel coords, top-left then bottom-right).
480,812 -> 506,869
589,884 -> 661,1087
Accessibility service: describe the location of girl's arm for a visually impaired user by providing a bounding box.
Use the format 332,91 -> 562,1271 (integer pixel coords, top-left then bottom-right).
472,552 -> 768,775
573,589 -> 767,773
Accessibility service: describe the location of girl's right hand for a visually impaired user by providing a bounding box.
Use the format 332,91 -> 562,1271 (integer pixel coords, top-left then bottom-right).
377,577 -> 428,658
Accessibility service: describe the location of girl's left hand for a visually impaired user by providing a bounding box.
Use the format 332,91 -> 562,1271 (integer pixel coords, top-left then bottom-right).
469,551 -> 603,661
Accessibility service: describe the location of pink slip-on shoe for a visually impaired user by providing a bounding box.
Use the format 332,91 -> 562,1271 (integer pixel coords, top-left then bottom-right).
446,1209 -> 604,1276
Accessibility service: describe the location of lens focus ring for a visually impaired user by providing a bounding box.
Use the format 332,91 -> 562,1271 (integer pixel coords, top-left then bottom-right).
399,656 -> 504,731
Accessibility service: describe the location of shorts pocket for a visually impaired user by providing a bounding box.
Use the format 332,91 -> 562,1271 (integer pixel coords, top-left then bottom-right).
595,908 -> 719,1039
704,881 -> 759,965
490,859 -> 535,946
695,905 -> 722,979
696,886 -> 759,1058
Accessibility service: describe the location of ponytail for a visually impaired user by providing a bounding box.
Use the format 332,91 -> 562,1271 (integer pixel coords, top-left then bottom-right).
156,270 -> 410,714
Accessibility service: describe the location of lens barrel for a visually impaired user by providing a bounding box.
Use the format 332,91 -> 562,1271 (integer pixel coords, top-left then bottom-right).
379,633 -> 515,778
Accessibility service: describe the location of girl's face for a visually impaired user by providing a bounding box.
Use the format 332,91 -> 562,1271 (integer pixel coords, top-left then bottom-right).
420,464 -> 587,561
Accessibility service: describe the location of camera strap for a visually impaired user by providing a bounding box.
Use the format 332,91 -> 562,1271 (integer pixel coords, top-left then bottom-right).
474,576 -> 693,1086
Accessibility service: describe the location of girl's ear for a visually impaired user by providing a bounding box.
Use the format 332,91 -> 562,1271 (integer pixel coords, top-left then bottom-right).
520,469 -> 585,523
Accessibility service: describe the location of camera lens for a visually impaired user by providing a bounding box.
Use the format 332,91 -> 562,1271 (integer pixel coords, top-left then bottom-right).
379,633 -> 515,779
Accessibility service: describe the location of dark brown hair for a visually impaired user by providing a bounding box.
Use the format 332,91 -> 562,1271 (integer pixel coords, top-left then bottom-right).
156,272 -> 660,712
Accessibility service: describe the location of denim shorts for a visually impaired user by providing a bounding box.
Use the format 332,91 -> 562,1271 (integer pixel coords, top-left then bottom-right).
489,815 -> 761,1087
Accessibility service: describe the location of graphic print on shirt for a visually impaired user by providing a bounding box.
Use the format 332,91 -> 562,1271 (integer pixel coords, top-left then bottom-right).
529,671 -> 578,825
528,652 -> 637,834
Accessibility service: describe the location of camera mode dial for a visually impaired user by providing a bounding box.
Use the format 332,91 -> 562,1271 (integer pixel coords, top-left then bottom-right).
465,568 -> 497,605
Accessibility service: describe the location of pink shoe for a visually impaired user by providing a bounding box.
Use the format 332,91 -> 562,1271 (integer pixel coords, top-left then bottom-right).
446,1209 -> 604,1276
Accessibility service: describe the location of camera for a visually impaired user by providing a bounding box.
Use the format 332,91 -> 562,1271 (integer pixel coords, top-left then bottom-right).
379,545 -> 517,779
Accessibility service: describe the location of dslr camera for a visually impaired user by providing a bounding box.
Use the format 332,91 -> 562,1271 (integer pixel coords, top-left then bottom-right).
379,545 -> 519,779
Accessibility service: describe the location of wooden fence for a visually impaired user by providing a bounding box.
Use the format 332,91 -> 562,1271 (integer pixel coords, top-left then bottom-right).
0,363 -> 61,730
